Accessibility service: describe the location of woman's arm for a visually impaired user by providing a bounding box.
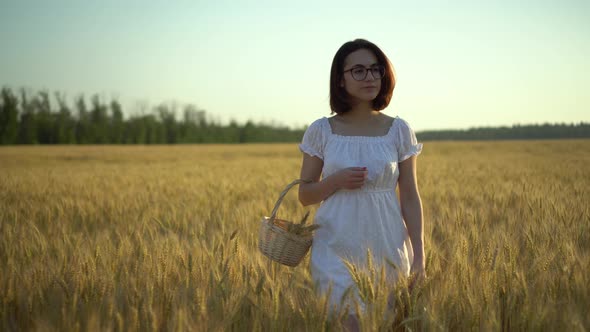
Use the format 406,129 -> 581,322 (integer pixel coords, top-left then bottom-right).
298,154 -> 335,206
298,153 -> 367,206
398,155 -> 425,274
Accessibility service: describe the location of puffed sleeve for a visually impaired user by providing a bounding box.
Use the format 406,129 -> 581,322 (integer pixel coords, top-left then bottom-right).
396,118 -> 423,162
299,118 -> 326,160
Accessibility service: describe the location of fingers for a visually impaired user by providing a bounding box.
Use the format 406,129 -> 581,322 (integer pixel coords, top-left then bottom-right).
408,270 -> 426,292
336,167 -> 369,190
345,169 -> 367,189
350,172 -> 366,180
348,168 -> 368,179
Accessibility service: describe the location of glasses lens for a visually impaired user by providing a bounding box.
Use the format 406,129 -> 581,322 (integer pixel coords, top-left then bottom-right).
351,67 -> 367,81
371,66 -> 385,79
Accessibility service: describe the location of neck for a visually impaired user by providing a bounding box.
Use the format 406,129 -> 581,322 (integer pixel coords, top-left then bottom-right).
343,101 -> 377,120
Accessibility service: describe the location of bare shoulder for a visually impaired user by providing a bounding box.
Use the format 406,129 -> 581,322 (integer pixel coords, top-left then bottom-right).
378,113 -> 397,126
327,114 -> 349,133
379,113 -> 397,130
328,114 -> 345,125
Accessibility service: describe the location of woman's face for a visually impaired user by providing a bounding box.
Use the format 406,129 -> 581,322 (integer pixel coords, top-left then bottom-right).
341,48 -> 382,104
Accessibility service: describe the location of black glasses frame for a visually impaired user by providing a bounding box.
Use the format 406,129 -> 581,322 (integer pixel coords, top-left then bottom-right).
343,65 -> 385,81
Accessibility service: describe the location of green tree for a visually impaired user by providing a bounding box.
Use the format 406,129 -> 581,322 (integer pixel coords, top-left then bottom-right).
34,91 -> 56,143
181,105 -> 205,143
240,120 -> 256,142
0,87 -> 19,144
54,92 -> 76,144
225,119 -> 241,143
126,116 -> 146,144
17,89 -> 37,144
90,95 -> 109,143
142,114 -> 164,144
110,100 -> 124,144
157,103 -> 177,144
75,96 -> 91,144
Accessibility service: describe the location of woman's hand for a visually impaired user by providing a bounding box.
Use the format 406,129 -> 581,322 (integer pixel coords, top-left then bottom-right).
328,167 -> 368,190
409,258 -> 426,291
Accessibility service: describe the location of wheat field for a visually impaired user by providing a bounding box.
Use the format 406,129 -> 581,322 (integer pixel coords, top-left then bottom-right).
1,140 -> 589,331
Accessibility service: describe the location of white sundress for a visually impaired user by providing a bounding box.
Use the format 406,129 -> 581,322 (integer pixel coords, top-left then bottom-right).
299,116 -> 423,310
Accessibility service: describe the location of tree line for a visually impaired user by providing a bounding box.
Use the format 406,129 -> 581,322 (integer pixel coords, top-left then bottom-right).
416,123 -> 590,141
0,87 -> 305,144
1,86 -> 588,145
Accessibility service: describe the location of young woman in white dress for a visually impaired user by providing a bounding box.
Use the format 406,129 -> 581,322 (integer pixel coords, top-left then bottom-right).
298,39 -> 426,330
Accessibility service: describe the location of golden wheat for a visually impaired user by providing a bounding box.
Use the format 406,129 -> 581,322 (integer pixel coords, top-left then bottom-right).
0,141 -> 589,331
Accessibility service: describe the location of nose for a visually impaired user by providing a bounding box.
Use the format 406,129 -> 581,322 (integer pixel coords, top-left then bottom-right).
365,70 -> 376,81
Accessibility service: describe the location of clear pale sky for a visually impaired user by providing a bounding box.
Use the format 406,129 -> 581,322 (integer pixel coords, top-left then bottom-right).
1,0 -> 588,131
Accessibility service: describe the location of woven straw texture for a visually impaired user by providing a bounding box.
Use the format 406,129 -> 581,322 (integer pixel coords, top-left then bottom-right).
258,179 -> 314,267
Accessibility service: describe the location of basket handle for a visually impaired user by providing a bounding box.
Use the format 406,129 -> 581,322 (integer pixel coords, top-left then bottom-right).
269,179 -> 312,222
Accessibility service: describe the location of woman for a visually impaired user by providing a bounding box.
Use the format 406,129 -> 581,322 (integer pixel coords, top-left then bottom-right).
298,38 -> 425,329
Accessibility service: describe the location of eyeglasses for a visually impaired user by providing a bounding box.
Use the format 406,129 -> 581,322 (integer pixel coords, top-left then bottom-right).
343,65 -> 385,81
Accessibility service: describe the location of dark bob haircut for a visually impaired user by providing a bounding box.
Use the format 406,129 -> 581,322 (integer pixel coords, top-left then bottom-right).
329,39 -> 396,114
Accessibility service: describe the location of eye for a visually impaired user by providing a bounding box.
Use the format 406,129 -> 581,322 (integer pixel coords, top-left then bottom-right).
352,67 -> 366,76
371,65 -> 385,78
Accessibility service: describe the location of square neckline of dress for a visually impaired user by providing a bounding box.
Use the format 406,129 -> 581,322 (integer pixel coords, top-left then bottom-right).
325,116 -> 398,139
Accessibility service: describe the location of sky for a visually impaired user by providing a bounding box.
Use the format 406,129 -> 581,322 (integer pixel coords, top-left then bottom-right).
0,0 -> 588,131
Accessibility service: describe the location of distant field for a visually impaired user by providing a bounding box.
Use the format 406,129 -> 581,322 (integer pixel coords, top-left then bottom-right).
1,141 -> 589,331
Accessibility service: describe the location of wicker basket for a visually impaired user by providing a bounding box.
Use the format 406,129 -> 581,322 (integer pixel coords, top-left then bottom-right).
258,179 -> 317,267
